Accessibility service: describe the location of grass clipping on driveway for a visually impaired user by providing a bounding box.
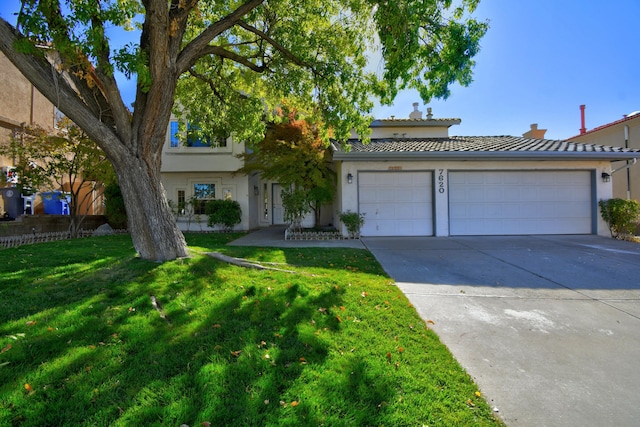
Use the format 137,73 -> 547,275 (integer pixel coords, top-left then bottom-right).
0,234 -> 502,426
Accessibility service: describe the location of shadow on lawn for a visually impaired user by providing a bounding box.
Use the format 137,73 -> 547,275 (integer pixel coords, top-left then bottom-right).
0,238 -> 393,426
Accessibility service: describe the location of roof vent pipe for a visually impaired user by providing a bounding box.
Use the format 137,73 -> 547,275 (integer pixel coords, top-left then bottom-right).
427,107 -> 433,120
409,102 -> 423,119
579,104 -> 586,134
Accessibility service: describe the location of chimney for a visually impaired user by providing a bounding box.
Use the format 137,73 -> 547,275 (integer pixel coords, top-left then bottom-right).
579,104 -> 586,134
522,123 -> 547,139
426,107 -> 433,120
409,102 -> 422,119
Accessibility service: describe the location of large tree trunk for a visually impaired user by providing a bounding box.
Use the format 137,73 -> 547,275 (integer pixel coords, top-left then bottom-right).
115,154 -> 188,261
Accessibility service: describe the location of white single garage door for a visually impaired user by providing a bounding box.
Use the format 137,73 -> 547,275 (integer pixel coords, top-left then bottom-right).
449,171 -> 592,235
358,171 -> 433,236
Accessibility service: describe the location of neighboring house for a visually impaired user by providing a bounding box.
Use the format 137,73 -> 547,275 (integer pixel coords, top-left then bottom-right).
0,51 -> 56,216
162,103 -> 640,237
567,108 -> 640,201
0,51 -> 104,218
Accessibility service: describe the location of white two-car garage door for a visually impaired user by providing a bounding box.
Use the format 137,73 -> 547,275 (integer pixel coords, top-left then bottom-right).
449,171 -> 593,235
358,171 -> 433,236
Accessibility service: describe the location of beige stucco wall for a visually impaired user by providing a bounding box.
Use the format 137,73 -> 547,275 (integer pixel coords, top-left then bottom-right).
0,52 -> 56,130
569,115 -> 640,201
336,159 -> 614,237
162,172 -> 253,231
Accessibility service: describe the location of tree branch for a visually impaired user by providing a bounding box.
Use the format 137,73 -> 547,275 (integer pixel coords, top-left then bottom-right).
198,45 -> 267,72
176,0 -> 265,74
236,21 -> 312,69
0,18 -> 123,163
88,1 -> 132,144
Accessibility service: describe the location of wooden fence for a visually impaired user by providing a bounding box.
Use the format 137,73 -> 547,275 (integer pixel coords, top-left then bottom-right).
0,230 -> 128,250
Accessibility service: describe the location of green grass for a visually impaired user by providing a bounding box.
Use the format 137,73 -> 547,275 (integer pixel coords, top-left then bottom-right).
0,234 -> 503,426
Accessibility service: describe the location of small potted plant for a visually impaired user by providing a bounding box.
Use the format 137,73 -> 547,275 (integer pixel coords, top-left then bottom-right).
339,210 -> 365,239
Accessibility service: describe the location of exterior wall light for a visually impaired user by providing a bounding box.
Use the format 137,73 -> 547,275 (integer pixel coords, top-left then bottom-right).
601,172 -> 611,183
347,173 -> 353,184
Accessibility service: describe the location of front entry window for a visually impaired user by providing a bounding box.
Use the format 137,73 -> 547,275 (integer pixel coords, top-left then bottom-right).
193,183 -> 215,214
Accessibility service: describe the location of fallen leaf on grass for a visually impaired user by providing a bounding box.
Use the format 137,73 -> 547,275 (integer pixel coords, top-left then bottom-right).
1,344 -> 11,354
386,352 -> 392,362
25,321 -> 36,326
318,307 -> 327,314
24,384 -> 32,392
47,327 -> 54,332
398,347 -> 404,353
299,357 -> 307,364
230,350 -> 242,358
466,399 -> 475,407
290,401 -> 299,407
202,422 -> 211,427
335,315 -> 342,323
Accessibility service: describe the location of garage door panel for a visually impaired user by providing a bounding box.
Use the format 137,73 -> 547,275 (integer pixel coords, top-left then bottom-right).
449,171 -> 592,235
359,171 -> 433,236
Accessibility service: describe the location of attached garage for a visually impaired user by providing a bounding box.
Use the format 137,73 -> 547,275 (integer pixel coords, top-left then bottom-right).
449,170 -> 593,235
358,171 -> 433,236
333,125 -> 639,239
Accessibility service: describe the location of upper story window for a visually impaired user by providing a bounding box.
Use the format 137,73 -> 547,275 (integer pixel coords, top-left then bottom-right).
170,122 -> 180,147
168,120 -> 230,149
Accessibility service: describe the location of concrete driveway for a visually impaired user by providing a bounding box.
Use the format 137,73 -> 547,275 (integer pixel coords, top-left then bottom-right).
361,235 -> 640,427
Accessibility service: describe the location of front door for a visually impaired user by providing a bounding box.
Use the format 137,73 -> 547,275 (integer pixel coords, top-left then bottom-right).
272,183 -> 285,225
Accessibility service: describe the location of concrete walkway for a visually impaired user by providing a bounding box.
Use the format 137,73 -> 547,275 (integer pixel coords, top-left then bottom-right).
230,229 -> 640,426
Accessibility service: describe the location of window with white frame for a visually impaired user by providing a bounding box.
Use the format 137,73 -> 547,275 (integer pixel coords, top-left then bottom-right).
193,183 -> 215,214
168,120 -> 229,148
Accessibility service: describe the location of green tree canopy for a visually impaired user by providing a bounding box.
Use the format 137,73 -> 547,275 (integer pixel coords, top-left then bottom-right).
237,106 -> 335,224
0,0 -> 487,261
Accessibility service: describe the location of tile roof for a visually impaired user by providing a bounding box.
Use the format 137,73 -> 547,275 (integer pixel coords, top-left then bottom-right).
370,118 -> 461,127
332,136 -> 640,161
567,112 -> 640,140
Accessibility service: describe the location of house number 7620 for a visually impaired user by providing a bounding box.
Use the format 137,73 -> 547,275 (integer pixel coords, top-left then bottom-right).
437,169 -> 446,193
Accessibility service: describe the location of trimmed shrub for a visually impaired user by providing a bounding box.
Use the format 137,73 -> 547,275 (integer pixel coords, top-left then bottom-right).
599,198 -> 640,238
206,199 -> 242,231
339,210 -> 365,238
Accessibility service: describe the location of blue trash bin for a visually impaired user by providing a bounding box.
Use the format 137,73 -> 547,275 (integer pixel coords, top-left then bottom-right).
41,191 -> 66,214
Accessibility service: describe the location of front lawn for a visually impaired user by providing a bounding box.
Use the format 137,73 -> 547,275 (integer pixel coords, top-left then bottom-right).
0,233 -> 502,426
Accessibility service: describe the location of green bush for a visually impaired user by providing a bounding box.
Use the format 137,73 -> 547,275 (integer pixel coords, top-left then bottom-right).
599,198 -> 640,238
206,199 -> 242,231
339,210 -> 366,238
103,181 -> 127,229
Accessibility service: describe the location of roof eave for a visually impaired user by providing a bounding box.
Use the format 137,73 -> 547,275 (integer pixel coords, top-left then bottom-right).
370,119 -> 462,128
333,151 -> 640,162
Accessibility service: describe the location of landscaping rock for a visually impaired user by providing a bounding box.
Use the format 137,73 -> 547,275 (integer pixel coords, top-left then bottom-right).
93,223 -> 114,236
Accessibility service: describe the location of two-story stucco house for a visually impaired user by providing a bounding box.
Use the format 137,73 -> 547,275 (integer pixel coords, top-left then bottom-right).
162,103 -> 640,237
567,107 -> 640,201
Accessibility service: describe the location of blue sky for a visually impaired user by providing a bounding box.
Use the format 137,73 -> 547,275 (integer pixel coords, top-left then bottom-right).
1,0 -> 638,140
